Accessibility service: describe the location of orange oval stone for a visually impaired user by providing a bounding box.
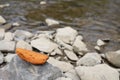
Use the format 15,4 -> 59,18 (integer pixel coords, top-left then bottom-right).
16,48 -> 49,65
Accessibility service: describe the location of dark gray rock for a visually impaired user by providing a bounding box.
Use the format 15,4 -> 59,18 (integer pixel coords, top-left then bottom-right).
0,56 -> 62,80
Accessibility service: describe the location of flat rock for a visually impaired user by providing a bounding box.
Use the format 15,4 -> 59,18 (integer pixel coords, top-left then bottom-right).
0,40 -> 16,52
4,53 -> 17,63
16,40 -> 32,50
73,36 -> 88,54
0,52 -> 3,64
76,52 -> 102,66
55,27 -> 78,44
64,50 -> 78,61
75,64 -> 119,80
105,50 -> 120,67
45,18 -> 59,26
4,32 -> 14,41
64,69 -> 80,80
31,38 -> 58,53
14,30 -> 33,41
0,15 -> 6,24
48,57 -> 74,72
0,28 -> 5,40
0,56 -> 62,80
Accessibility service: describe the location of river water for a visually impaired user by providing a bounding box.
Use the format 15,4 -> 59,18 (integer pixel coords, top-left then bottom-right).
0,0 -> 120,52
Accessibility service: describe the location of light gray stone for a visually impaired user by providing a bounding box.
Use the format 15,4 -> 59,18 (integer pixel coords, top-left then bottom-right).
64,50 -> 78,61
56,39 -> 73,51
97,39 -> 105,46
16,40 -> 32,50
55,77 -> 72,80
4,53 -> 17,63
55,27 -> 78,44
73,36 -> 88,53
50,48 -> 63,56
4,32 -> 14,41
0,15 -> 6,24
40,1 -> 47,5
75,64 -> 119,80
48,57 -> 74,72
76,52 -> 102,66
0,4 -> 10,8
31,38 -> 58,53
0,28 -> 5,40
64,69 -> 80,80
0,56 -> 62,80
0,52 -> 3,64
0,40 -> 16,52
14,30 -> 33,40
12,22 -> 20,27
105,50 -> 120,67
45,18 -> 59,26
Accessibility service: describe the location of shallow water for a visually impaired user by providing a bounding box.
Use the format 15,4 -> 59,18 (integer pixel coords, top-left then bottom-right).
0,0 -> 120,52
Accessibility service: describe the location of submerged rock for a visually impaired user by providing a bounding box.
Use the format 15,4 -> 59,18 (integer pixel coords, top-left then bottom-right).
0,56 -> 62,80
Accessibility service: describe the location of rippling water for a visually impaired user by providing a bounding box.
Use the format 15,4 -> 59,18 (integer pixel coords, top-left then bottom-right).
0,0 -> 120,52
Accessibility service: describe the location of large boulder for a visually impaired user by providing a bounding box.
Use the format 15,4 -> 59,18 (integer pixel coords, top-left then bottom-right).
76,52 -> 102,66
75,64 -> 119,80
105,50 -> 120,67
31,38 -> 58,53
0,56 -> 62,80
55,27 -> 78,44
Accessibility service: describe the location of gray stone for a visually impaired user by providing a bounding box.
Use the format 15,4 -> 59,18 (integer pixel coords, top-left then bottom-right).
55,27 -> 78,44
75,64 -> 119,80
4,53 -> 17,63
76,52 -> 102,66
73,36 -> 88,53
16,40 -> 32,50
0,15 -> 6,24
0,40 -> 16,52
0,28 -> 5,40
105,50 -> 120,67
12,22 -> 20,27
55,77 -> 72,80
14,30 -> 33,41
56,39 -> 73,51
97,39 -> 106,46
45,18 -> 59,26
40,1 -> 47,5
50,48 -> 63,56
31,38 -> 58,53
4,32 -> 14,41
0,56 -> 62,80
0,4 -> 10,8
0,52 -> 3,64
48,57 -> 74,72
64,50 -> 78,61
64,69 -> 80,80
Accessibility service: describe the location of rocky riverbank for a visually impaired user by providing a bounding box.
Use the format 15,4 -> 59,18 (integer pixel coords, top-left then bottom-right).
0,15 -> 120,79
